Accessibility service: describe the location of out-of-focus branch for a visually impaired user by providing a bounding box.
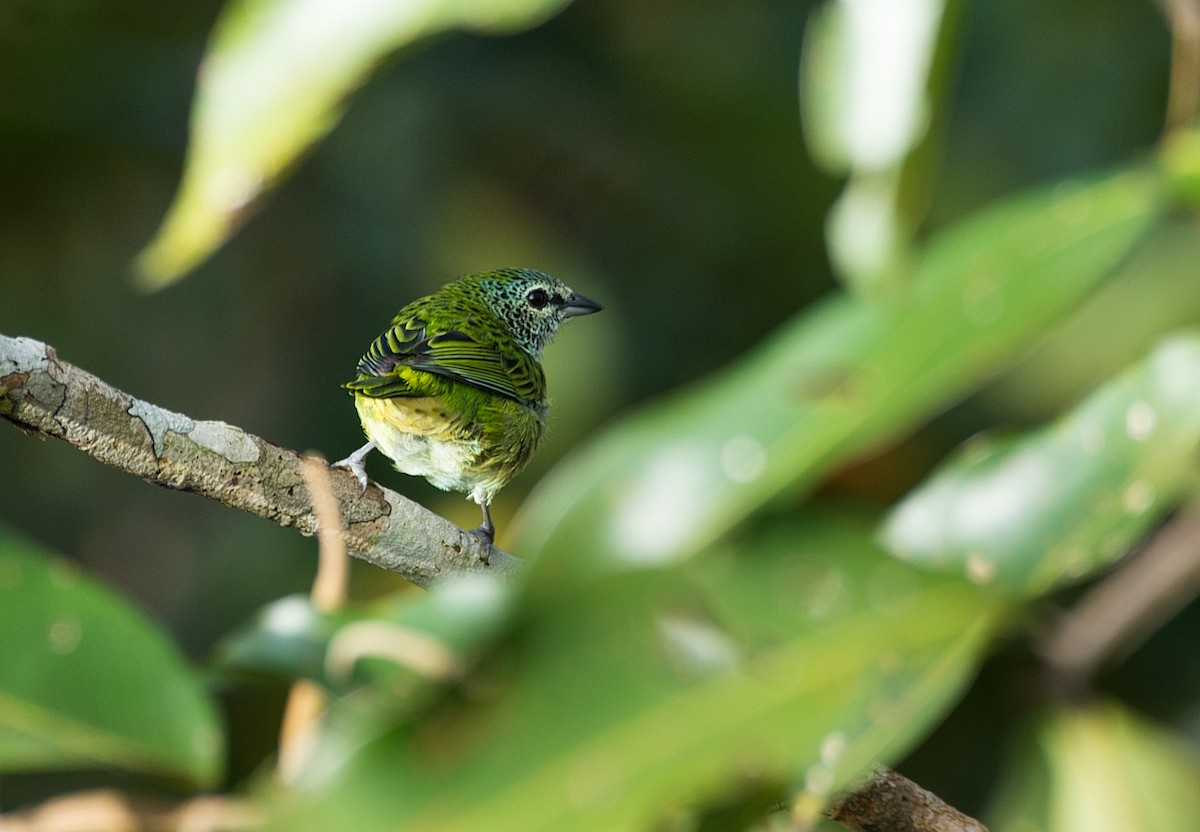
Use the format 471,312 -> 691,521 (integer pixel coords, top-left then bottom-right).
277,457 -> 352,785
1040,503 -> 1200,680
0,790 -> 260,832
1161,0 -> 1200,132
0,333 -> 518,586
824,767 -> 988,832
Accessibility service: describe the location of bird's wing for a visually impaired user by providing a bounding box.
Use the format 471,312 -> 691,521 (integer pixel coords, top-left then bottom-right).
346,317 -> 541,406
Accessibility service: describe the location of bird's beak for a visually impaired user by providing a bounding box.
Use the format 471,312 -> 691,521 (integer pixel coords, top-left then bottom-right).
563,293 -> 603,318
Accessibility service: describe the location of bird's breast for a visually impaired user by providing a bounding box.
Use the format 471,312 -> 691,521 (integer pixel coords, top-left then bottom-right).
353,394 -> 541,497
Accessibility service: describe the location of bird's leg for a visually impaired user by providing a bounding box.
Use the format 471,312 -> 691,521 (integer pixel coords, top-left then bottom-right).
476,502 -> 495,543
331,439 -> 377,492
468,492 -> 495,563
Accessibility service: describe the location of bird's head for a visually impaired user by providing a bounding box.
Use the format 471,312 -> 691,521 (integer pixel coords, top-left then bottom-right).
474,268 -> 602,358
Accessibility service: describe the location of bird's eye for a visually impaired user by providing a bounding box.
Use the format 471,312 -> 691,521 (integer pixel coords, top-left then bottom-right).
526,288 -> 549,309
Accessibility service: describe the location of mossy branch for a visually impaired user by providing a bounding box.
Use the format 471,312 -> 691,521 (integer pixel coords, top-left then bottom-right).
0,333 -> 518,587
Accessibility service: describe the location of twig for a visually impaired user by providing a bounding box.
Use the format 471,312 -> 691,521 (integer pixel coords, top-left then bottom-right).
299,454 -> 350,614
277,456 -> 351,785
0,333 -> 518,586
1040,503 -> 1200,681
0,789 -> 261,832
824,767 -> 988,832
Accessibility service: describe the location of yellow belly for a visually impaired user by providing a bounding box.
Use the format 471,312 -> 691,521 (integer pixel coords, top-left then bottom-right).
354,395 -> 527,502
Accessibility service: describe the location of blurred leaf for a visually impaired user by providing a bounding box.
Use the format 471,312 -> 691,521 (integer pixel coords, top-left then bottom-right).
216,594 -> 336,683
801,0 -> 946,173
990,701 -> 1200,832
882,335 -> 1200,595
135,0 -> 574,288
823,172 -> 910,295
801,0 -> 958,294
217,577 -> 512,696
216,577 -> 513,786
1160,125 -> 1200,208
514,167 -> 1163,585
0,532 -> 222,786
979,220 -> 1200,422
262,515 -> 1003,832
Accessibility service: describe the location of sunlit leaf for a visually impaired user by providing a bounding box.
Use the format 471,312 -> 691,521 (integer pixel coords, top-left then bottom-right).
261,515 -> 1004,832
514,167 -> 1163,585
801,0 -> 946,173
0,532 -> 222,786
135,0 -> 574,288
801,0 -> 956,294
881,335 -> 1200,595
989,702 -> 1200,832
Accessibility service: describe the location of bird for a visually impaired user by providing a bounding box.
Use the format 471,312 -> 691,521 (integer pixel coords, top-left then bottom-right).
334,268 -> 602,547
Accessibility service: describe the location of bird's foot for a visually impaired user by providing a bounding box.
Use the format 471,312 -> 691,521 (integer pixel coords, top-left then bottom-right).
331,440 -> 376,494
330,456 -> 370,492
469,496 -> 496,565
469,526 -> 494,565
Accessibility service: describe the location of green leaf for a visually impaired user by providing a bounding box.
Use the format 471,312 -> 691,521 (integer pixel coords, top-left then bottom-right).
800,0 -> 946,173
135,0 -> 574,288
262,515 -> 1004,832
801,0 -> 960,295
1160,125 -> 1200,208
215,578 -> 514,786
218,576 -> 512,688
990,702 -> 1200,832
0,532 -> 222,786
215,594 -> 337,683
881,335 -> 1200,595
514,167 -> 1163,584
977,221 -> 1200,422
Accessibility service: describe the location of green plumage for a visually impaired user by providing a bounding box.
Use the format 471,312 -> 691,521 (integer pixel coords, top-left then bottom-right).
336,268 -> 602,544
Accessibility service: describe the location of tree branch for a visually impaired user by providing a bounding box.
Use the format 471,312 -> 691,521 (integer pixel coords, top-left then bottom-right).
0,333 -> 518,586
824,767 -> 988,832
1161,0 -> 1200,132
1039,502 -> 1200,682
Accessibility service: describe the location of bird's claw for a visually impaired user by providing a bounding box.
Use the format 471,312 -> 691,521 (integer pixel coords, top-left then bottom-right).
468,526 -> 494,565
331,439 -> 377,494
331,456 -> 370,494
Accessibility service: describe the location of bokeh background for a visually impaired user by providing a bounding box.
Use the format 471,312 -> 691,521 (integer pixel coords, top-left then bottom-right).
2,0 -> 1195,816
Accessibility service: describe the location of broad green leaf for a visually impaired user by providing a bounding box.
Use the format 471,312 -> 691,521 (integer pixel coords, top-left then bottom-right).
514,167 -> 1163,584
262,514 -> 1003,832
0,532 -> 222,786
881,335 -> 1200,595
978,220 -> 1200,422
990,702 -> 1200,832
136,0 -> 573,288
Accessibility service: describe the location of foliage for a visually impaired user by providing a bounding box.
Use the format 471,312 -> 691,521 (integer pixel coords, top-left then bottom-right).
0,532 -> 221,786
989,702 -> 1200,832
3,0 -> 1200,828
